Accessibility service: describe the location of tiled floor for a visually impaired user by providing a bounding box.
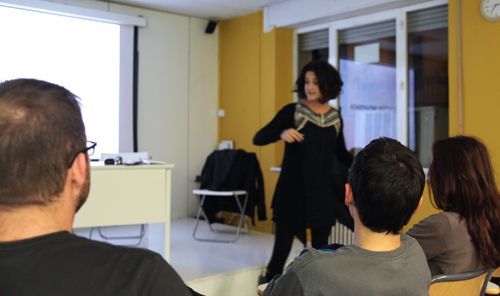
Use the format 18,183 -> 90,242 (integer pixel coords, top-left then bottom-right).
75,218 -> 305,283
169,218 -> 304,281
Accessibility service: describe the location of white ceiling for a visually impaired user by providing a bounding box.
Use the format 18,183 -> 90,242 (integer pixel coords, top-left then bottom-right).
109,0 -> 291,20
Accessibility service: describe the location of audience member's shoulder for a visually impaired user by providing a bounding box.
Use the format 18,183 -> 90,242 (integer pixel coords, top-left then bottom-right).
415,212 -> 454,233
428,211 -> 450,220
69,233 -> 162,261
286,247 -> 349,272
401,233 -> 419,246
401,234 -> 429,256
435,212 -> 465,234
70,234 -> 194,295
440,211 -> 461,223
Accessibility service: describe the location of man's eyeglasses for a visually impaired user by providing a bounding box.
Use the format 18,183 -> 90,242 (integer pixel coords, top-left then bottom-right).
68,141 -> 97,167
83,141 -> 97,156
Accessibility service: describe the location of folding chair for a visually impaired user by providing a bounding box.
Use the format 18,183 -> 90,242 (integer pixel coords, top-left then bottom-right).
192,189 -> 248,243
89,225 -> 146,246
486,281 -> 500,295
428,269 -> 491,296
85,152 -> 149,246
193,148 -> 265,243
257,283 -> 268,296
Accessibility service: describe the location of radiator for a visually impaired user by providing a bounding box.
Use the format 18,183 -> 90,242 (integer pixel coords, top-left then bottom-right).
330,221 -> 354,245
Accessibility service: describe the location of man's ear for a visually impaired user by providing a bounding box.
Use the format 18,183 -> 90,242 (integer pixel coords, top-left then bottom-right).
345,183 -> 354,207
69,153 -> 87,188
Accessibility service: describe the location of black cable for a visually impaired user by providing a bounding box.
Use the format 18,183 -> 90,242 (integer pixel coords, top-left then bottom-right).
132,26 -> 139,152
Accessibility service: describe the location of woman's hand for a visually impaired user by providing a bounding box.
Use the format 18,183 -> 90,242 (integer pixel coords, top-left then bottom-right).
280,128 -> 304,143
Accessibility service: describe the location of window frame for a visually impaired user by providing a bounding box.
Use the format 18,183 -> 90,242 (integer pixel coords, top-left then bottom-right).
294,0 -> 448,152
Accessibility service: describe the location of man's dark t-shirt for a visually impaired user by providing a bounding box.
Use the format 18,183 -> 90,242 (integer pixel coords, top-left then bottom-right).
0,231 -> 193,296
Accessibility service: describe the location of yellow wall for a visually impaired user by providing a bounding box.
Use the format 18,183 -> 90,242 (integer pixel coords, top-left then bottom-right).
449,0 -> 500,176
220,1 -> 500,233
219,12 -> 293,233
409,0 -> 500,229
218,11 -> 438,233
405,184 -> 435,231
219,13 -> 261,149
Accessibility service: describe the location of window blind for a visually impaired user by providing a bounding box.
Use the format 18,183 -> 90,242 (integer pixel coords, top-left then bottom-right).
339,20 -> 395,44
298,29 -> 328,51
408,4 -> 448,33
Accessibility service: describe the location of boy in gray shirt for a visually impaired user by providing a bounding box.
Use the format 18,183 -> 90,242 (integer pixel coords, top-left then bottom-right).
264,137 -> 431,296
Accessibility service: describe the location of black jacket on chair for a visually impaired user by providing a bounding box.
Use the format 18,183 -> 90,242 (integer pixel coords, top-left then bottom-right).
199,149 -> 266,224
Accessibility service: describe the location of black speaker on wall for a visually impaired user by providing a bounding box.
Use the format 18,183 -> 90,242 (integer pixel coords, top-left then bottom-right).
205,20 -> 218,34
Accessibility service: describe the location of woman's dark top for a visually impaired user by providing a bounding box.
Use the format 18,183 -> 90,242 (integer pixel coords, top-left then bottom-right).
253,103 -> 353,229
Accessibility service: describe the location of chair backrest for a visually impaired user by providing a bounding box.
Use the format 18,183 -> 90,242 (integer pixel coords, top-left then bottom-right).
486,281 -> 500,295
492,267 -> 500,279
257,283 -> 268,296
428,269 -> 490,296
486,267 -> 500,295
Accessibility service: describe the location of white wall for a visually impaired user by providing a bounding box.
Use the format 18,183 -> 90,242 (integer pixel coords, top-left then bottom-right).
187,18 -> 219,216
47,0 -> 219,219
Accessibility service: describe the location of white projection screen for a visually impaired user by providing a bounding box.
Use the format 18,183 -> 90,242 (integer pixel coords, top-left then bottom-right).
0,4 -> 137,158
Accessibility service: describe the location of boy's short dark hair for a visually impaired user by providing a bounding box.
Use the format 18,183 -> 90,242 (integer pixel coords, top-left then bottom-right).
348,137 -> 424,234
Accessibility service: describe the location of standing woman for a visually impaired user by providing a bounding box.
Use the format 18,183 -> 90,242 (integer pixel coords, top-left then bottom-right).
408,136 -> 500,275
254,60 -> 353,282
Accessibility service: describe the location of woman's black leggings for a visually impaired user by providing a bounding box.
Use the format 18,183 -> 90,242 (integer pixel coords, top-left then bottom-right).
265,222 -> 331,280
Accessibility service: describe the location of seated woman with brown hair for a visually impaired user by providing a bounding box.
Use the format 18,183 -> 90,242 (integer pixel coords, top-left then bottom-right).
408,135 -> 500,276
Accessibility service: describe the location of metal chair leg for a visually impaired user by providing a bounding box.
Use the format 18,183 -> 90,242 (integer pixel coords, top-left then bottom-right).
232,192 -> 249,241
92,225 -> 146,246
192,191 -> 249,243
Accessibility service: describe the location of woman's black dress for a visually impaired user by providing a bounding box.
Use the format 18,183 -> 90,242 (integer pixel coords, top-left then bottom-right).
253,102 -> 353,230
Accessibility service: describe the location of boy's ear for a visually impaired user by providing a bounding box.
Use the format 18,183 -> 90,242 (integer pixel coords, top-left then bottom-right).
345,183 -> 354,207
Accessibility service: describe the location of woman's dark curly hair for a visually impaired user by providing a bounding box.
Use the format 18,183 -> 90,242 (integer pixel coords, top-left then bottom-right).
294,60 -> 343,104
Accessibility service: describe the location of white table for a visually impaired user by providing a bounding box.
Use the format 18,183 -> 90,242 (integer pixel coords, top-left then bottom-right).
74,163 -> 173,260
